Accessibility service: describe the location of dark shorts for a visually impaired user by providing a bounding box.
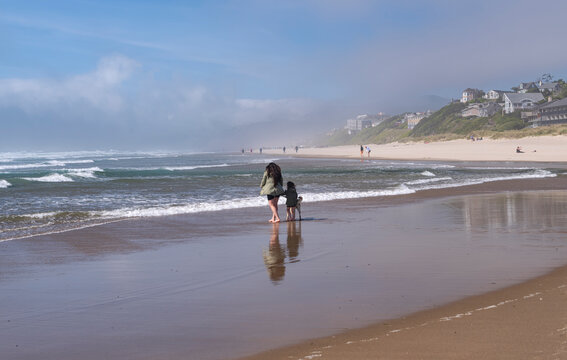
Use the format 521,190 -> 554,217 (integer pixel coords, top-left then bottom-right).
267,195 -> 279,200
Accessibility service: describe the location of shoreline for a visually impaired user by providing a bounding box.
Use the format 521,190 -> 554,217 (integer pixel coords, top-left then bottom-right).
239,256 -> 567,360
236,175 -> 567,360
1,174 -> 567,359
264,135 -> 567,163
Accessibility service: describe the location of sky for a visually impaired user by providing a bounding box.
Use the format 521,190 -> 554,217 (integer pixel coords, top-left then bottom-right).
1,0 -> 567,152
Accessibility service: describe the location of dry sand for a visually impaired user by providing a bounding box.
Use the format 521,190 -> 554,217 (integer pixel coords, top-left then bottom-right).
267,135 -> 567,163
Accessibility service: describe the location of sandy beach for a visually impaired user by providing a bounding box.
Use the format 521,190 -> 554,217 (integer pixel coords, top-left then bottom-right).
2,145 -> 567,360
1,174 -> 566,359
266,135 -> 567,163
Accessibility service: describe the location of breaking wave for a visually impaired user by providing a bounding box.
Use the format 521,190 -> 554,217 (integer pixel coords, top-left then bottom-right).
22,174 -> 74,182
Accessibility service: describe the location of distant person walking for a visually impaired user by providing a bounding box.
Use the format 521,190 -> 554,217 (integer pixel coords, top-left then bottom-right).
260,162 -> 285,223
295,146 -> 298,153
360,145 -> 364,160
366,146 -> 371,158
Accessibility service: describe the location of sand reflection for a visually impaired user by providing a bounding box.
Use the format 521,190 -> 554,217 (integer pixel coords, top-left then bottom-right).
454,191 -> 567,233
263,221 -> 303,284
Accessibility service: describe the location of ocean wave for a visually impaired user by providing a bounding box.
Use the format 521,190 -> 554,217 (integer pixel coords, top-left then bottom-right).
0,179 -> 11,188
66,167 -> 104,178
96,185 -> 416,220
0,163 -> 54,171
405,177 -> 452,185
163,164 -> 229,171
0,159 -> 95,171
421,171 -> 436,177
22,174 -> 74,182
35,170 -> 556,221
413,169 -> 556,192
48,159 -> 95,166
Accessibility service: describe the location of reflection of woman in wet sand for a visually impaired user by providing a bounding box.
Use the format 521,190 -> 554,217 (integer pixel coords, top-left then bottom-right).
260,162 -> 285,223
263,223 -> 286,283
286,221 -> 303,262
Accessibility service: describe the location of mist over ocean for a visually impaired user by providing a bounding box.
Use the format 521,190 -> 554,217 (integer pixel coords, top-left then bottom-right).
0,151 -> 559,242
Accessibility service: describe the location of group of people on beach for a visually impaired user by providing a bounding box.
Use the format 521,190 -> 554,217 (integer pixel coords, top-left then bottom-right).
360,145 -> 371,159
260,162 -> 299,223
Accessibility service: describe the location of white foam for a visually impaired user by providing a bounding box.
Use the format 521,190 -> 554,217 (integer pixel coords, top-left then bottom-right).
66,167 -> 103,178
302,185 -> 415,202
96,186 -> 416,220
0,159 -> 95,171
421,171 -> 436,177
48,159 -> 94,166
21,211 -> 59,219
0,163 -> 53,170
0,179 -> 11,188
23,174 -> 74,182
163,164 -> 229,171
98,197 -> 267,218
405,177 -> 452,185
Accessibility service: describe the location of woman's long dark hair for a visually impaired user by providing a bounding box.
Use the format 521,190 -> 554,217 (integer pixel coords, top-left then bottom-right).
266,162 -> 282,186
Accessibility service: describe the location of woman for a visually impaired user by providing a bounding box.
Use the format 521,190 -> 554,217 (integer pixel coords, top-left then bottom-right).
260,162 -> 285,223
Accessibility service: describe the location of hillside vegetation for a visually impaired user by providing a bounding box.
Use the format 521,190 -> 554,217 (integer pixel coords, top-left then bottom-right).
317,82 -> 567,146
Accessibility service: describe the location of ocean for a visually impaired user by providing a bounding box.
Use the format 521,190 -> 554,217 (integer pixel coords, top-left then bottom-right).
0,150 -> 560,242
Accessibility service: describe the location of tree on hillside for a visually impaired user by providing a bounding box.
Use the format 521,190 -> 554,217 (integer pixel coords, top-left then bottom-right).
540,73 -> 554,83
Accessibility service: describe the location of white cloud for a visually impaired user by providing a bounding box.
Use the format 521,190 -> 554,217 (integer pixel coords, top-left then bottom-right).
0,55 -> 139,112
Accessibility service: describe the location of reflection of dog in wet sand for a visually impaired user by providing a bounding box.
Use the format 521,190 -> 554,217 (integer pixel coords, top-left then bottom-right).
296,196 -> 303,221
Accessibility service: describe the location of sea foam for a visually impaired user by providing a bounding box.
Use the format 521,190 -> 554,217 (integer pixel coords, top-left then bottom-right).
66,167 -> 104,178
0,163 -> 53,171
96,185 -> 417,220
23,174 -> 74,182
0,179 -> 11,188
163,164 -> 229,171
405,177 -> 452,185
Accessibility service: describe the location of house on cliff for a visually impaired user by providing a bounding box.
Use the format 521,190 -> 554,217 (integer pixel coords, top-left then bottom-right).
461,102 -> 502,118
483,90 -> 506,100
534,97 -> 567,127
461,88 -> 483,103
503,92 -> 544,114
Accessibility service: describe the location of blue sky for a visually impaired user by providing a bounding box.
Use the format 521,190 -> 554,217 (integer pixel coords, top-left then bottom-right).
1,0 -> 567,151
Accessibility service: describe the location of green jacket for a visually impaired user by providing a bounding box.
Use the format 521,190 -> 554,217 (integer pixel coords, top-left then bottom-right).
284,188 -> 298,207
260,171 -> 284,196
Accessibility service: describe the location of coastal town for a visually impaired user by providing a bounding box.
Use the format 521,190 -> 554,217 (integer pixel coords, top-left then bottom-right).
344,75 -> 567,136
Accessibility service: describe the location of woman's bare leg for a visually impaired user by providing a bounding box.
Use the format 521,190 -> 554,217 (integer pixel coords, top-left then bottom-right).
268,197 -> 281,223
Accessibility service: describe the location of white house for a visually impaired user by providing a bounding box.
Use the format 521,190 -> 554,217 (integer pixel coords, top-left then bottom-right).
503,92 -> 544,114
346,116 -> 372,133
483,90 -> 505,100
537,81 -> 561,93
461,88 -> 483,103
517,82 -> 538,93
461,102 -> 502,118
406,111 -> 431,129
538,97 -> 567,126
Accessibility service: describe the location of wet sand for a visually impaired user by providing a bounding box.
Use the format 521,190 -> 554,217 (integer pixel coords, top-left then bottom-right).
1,177 -> 567,360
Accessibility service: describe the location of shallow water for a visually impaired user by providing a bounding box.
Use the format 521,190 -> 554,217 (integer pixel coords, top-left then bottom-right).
1,190 -> 567,359
0,150 -> 563,242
